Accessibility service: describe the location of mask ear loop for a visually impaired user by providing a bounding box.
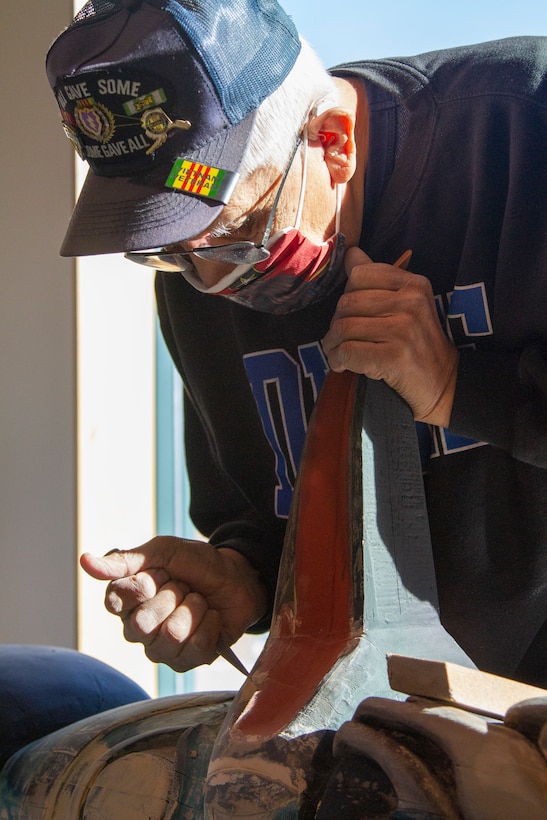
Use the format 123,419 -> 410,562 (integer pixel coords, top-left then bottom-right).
295,125 -> 344,235
334,181 -> 343,233
293,127 -> 308,230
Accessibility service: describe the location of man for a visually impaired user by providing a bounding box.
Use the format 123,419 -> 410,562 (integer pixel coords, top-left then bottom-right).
47,0 -> 547,685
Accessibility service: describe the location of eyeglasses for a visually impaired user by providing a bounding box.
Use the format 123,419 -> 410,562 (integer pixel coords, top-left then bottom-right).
125,136 -> 303,273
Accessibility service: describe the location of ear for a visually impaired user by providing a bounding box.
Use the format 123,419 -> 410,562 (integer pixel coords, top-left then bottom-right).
308,109 -> 357,184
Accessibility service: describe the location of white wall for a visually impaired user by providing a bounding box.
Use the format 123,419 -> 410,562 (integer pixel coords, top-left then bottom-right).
76,253 -> 158,695
0,2 -> 78,647
0,4 -> 159,696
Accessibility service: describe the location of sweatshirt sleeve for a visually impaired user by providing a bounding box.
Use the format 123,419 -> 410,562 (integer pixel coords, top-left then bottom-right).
154,271 -> 286,633
183,391 -> 284,633
449,343 -> 547,468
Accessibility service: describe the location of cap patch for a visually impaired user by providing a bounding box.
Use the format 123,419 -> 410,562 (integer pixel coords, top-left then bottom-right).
123,88 -> 167,116
141,108 -> 191,155
54,69 -> 186,176
165,158 -> 239,204
74,99 -> 116,142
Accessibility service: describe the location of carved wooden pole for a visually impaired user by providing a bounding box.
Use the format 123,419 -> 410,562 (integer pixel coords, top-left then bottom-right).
205,372 -> 473,818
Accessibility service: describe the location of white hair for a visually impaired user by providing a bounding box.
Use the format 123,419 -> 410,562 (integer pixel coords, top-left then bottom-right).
238,38 -> 339,179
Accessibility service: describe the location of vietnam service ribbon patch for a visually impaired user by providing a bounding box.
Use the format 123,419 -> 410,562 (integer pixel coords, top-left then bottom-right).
165,158 -> 239,204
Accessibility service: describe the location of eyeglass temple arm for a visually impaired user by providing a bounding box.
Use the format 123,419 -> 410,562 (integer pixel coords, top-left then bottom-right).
260,136 -> 303,248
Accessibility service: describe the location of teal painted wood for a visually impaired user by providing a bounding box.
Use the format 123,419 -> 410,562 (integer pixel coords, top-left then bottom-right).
360,379 -> 474,676
156,321 -> 196,697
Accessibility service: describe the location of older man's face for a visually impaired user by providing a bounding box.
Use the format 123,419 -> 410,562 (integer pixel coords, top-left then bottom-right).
125,130 -> 342,288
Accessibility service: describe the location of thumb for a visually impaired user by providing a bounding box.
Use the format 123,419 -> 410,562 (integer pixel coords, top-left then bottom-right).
344,245 -> 373,276
80,536 -> 223,590
80,549 -> 150,581
79,536 -> 182,581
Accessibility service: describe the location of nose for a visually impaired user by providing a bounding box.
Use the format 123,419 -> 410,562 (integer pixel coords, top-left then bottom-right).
186,252 -> 236,289
165,234 -> 237,289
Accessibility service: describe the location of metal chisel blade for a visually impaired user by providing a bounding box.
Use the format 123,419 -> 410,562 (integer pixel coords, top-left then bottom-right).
216,638 -> 250,676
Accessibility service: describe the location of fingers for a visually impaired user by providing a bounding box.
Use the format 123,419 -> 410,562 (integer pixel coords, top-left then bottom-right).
322,246 -> 458,425
344,245 -> 372,272
147,605 -> 222,672
323,284 -> 433,376
343,246 -> 410,292
123,580 -> 188,642
138,590 -> 221,673
343,246 -> 412,281
105,568 -> 177,617
118,578 -> 221,672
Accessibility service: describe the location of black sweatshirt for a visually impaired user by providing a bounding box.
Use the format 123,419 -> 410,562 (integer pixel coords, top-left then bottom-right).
156,37 -> 547,682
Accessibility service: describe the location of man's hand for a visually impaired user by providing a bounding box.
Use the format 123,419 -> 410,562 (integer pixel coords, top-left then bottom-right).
80,537 -> 268,673
322,247 -> 459,427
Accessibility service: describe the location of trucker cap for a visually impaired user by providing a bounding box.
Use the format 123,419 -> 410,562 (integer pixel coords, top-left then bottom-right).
46,0 -> 301,256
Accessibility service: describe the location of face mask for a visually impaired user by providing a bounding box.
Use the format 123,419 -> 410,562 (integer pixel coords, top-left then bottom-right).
180,134 -> 347,314
214,226 -> 346,313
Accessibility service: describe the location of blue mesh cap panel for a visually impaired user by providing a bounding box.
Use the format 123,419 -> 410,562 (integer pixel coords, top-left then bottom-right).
68,1 -> 301,124
164,0 -> 301,124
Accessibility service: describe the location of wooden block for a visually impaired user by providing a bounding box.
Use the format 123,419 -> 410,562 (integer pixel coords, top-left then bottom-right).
387,654 -> 547,719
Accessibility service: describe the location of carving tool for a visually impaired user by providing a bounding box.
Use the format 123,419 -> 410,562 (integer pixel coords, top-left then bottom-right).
216,638 -> 249,676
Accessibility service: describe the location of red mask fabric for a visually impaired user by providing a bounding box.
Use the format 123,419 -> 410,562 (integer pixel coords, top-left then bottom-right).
214,228 -> 347,313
